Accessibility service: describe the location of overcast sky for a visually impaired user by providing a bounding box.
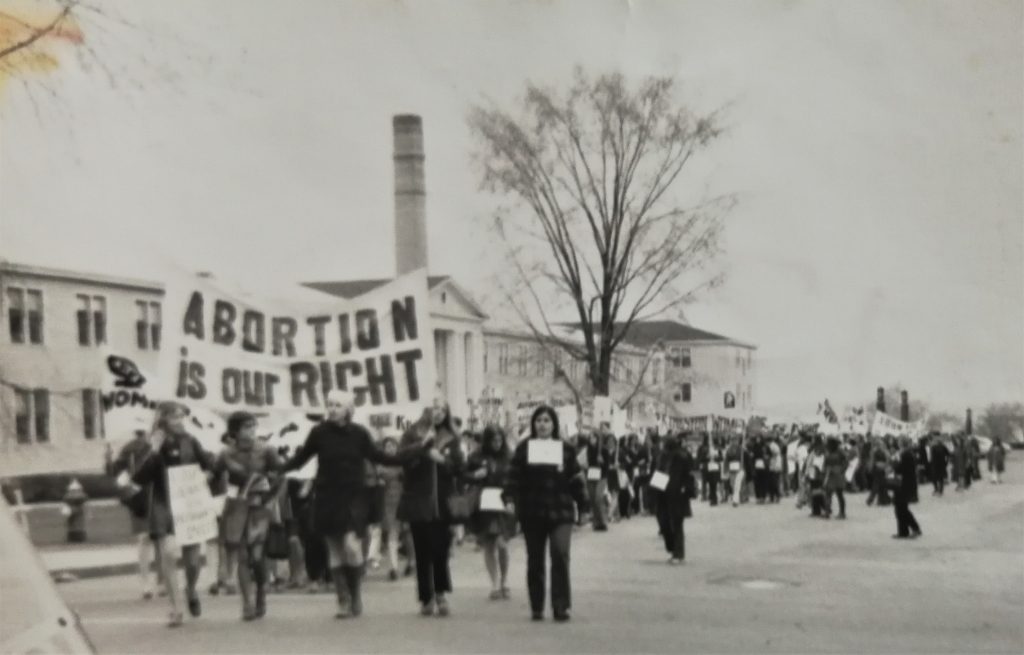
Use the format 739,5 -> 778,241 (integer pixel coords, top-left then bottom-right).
1,0 -> 1021,415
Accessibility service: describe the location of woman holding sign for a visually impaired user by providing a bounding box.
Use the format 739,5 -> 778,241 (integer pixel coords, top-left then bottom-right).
466,425 -> 515,601
505,406 -> 588,622
284,390 -> 423,620
132,402 -> 216,628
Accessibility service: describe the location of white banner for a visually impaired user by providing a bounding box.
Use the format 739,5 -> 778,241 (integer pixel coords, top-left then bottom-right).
871,411 -> 926,438
166,464 -> 218,545
157,270 -> 435,420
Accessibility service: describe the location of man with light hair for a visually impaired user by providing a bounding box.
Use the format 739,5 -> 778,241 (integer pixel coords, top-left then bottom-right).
284,390 -> 427,619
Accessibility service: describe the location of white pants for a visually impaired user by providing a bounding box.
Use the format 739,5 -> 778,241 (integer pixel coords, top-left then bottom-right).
732,470 -> 745,505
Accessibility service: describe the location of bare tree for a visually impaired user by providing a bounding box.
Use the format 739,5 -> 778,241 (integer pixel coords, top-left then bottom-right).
470,68 -> 733,396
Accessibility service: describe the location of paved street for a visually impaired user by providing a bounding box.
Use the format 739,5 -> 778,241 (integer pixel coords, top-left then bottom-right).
59,456 -> 1023,654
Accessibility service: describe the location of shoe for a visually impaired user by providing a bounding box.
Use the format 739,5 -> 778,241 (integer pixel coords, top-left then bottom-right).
594,525 -> 608,532
489,590 -> 502,601
420,601 -> 435,617
207,582 -> 221,596
242,608 -> 257,622
837,514 -> 846,520
912,530 -> 923,538
142,591 -> 154,601
892,534 -> 909,539
436,595 -> 450,617
335,607 -> 351,619
389,570 -> 398,582
167,611 -> 184,628
531,612 -> 544,622
187,595 -> 201,618
668,558 -> 681,565
553,610 -> 571,623
223,584 -> 238,596
500,586 -> 511,600
404,564 -> 414,578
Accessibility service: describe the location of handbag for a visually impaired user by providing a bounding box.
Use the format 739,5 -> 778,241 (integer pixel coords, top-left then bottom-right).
265,523 -> 289,560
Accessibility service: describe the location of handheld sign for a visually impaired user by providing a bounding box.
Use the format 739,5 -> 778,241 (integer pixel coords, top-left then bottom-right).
649,471 -> 669,491
528,440 -> 563,466
587,467 -> 602,481
479,487 -> 505,512
728,461 -> 741,473
707,462 -> 720,472
754,459 -> 765,470
166,464 -> 217,545
617,469 -> 629,488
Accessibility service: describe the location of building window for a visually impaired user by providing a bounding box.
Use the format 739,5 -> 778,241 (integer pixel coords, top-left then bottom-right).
680,348 -> 691,368
517,345 -> 528,377
674,383 -> 692,403
534,347 -> 546,377
76,295 -> 107,346
6,287 -> 44,344
498,344 -> 509,375
483,346 -> 488,373
82,389 -> 104,440
136,301 -> 162,350
13,388 -> 49,443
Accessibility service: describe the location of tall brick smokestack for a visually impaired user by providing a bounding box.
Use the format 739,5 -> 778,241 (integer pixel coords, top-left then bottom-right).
393,115 -> 427,276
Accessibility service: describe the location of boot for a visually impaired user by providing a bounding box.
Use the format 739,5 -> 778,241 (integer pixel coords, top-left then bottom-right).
344,566 -> 363,617
331,566 -> 350,618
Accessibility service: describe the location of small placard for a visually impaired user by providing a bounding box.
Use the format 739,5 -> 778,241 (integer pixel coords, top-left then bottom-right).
587,467 -> 602,481
115,471 -> 132,488
479,487 -> 505,512
754,459 -> 765,470
728,461 -> 741,472
707,462 -> 720,472
617,470 -> 629,488
528,440 -> 563,466
649,471 -> 669,491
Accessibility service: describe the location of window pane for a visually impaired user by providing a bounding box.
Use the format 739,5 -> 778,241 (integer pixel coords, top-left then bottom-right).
14,388 -> 31,443
151,303 -> 162,325
33,389 -> 49,442
77,310 -> 90,345
27,289 -> 42,343
94,311 -> 107,344
136,300 -> 148,323
151,324 -> 161,350
7,287 -> 24,344
83,390 -> 96,439
681,348 -> 691,367
137,321 -> 149,349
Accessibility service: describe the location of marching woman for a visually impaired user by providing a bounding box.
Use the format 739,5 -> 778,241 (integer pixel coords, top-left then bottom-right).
656,433 -> 695,564
132,402 -> 216,628
377,436 -> 413,580
724,436 -> 744,507
397,402 -> 466,617
284,390 -> 424,619
505,406 -> 588,622
705,436 -> 724,506
214,411 -> 284,621
466,425 -> 515,600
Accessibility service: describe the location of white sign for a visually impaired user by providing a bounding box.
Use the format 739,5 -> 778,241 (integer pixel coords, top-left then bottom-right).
527,440 -> 563,466
649,471 -> 668,491
587,467 -> 602,481
479,487 -> 505,512
557,405 -> 579,438
166,464 -> 218,545
158,270 -> 435,416
592,396 -> 613,426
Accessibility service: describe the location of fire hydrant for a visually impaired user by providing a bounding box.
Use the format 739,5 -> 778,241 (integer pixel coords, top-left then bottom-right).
62,478 -> 88,543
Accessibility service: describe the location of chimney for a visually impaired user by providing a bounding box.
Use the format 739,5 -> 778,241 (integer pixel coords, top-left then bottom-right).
393,115 -> 427,276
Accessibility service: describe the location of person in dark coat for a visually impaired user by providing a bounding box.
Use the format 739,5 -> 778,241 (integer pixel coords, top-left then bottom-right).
397,402 -> 465,618
584,433 -> 609,531
823,437 -> 848,519
891,437 -> 922,540
505,405 -> 588,623
657,434 -> 695,564
750,435 -> 770,503
106,428 -> 159,600
284,391 -> 422,619
465,425 -> 515,601
929,434 -> 950,495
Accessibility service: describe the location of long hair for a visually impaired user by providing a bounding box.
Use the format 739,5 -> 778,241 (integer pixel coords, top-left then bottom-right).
529,405 -> 560,440
433,402 -> 457,436
481,425 -> 510,459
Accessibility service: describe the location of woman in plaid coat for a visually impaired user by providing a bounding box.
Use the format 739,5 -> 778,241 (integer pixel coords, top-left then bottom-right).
505,406 -> 588,623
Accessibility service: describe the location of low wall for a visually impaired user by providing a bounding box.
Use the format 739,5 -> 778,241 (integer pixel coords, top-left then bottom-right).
14,499 -> 135,547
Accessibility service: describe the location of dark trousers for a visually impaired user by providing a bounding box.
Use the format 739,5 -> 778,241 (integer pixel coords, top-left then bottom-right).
706,471 -> 721,506
827,488 -> 846,516
521,520 -> 572,615
618,490 -> 632,519
867,471 -> 891,506
659,506 -> 686,560
754,469 -> 770,500
767,472 -> 781,503
932,469 -> 945,495
893,493 -> 921,537
409,521 -> 452,604
298,510 -> 328,583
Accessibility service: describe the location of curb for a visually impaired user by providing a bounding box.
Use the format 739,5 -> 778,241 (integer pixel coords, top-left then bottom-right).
49,555 -> 210,583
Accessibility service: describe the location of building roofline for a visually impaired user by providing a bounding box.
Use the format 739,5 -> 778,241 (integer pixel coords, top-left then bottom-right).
482,324 -> 647,355
0,261 -> 164,294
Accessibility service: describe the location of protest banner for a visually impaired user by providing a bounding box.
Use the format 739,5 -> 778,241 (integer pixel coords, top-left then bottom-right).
166,464 -> 218,545
157,269 -> 435,423
871,411 -> 913,437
